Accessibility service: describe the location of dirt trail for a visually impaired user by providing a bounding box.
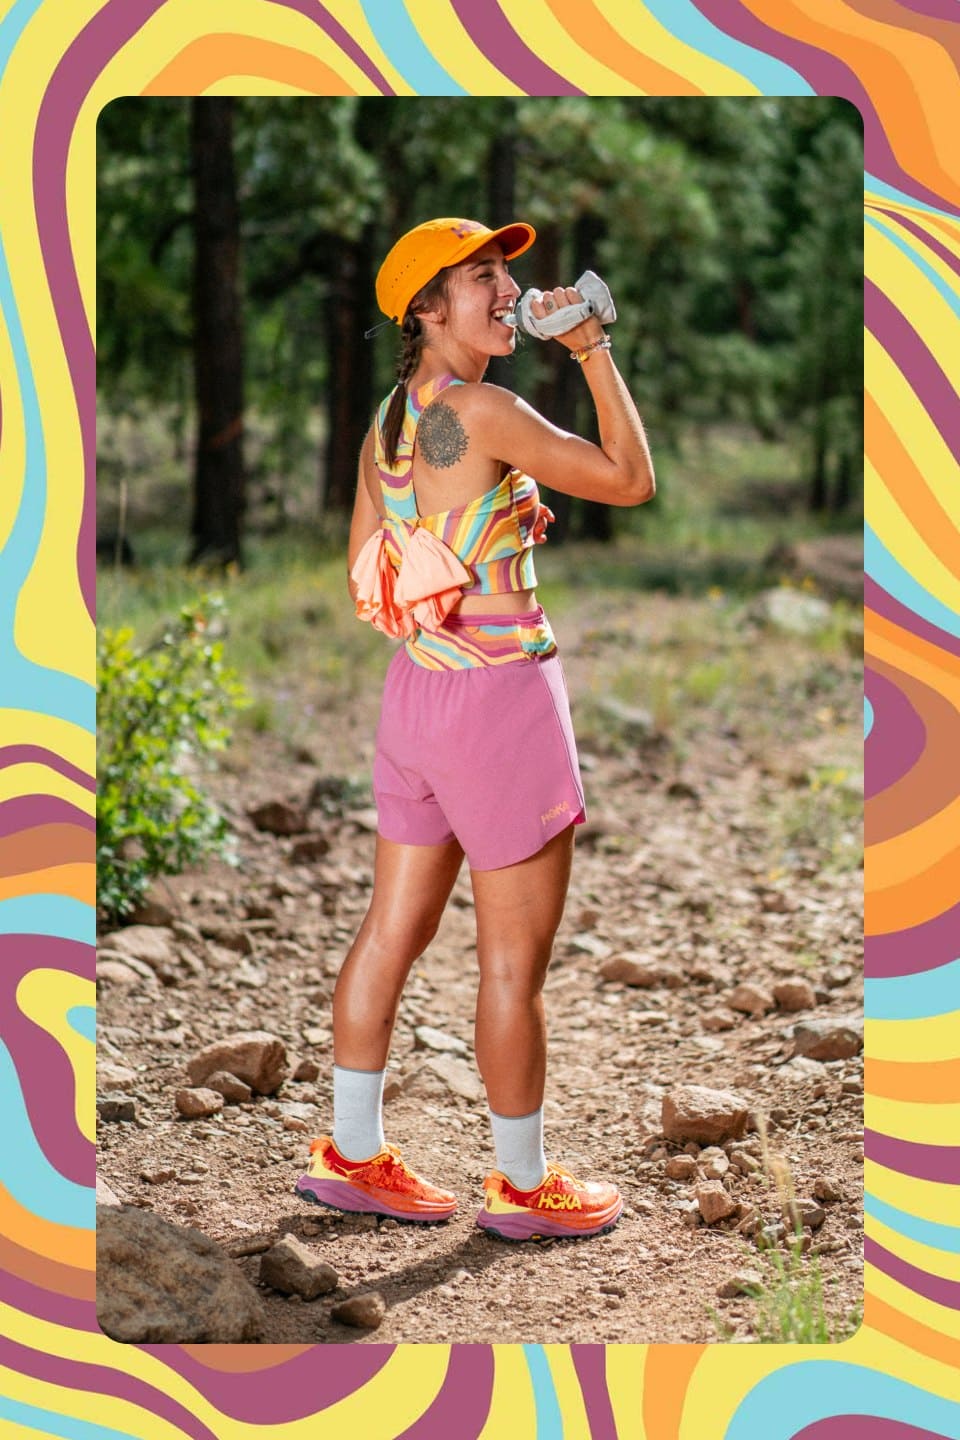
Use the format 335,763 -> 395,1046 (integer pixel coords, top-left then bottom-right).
97,587 -> 863,1344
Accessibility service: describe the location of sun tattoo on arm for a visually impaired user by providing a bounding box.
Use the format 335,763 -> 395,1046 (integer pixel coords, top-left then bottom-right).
418,401 -> 469,469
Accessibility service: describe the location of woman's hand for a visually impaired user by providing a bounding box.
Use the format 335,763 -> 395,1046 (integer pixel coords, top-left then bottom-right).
532,503 -> 555,543
529,286 -> 606,352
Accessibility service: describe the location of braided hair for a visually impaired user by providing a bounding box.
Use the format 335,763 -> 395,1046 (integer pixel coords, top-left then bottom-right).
380,269 -> 451,468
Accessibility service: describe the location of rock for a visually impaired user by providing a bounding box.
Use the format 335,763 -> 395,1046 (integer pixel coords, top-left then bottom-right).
717,1270 -> 762,1299
773,978 -> 816,1012
97,1061 -> 138,1092
292,1057 -> 321,1083
414,1026 -> 469,1057
248,800 -> 309,835
289,833 -> 331,864
600,954 -> 683,987
204,1070 -> 253,1104
186,1031 -> 289,1095
129,891 -> 175,926
758,889 -> 795,914
736,1205 -> 760,1237
100,926 -> 178,977
813,1177 -> 843,1203
331,1291 -> 386,1329
662,1085 -> 750,1145
790,1017 -> 863,1062
97,1095 -> 136,1122
597,696 -> 662,743
197,921 -> 254,955
423,1054 -> 483,1103
751,586 -> 833,636
729,983 -> 774,1016
825,964 -> 855,989
349,808 -> 380,833
665,1155 -> 697,1181
96,1176 -> 123,1207
701,1009 -> 737,1032
700,1148 -> 729,1180
783,1196 -> 826,1231
96,958 -> 152,989
97,1205 -> 263,1342
258,1235 -> 338,1300
696,1181 -> 737,1225
666,779 -> 700,801
569,932 -> 614,960
175,1087 -> 224,1119
302,1026 -> 329,1047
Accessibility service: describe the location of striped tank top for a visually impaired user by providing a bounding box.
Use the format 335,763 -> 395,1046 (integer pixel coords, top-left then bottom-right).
356,374 -> 558,670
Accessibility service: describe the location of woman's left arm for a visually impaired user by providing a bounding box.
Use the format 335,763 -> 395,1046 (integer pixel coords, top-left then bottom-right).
347,428 -> 382,602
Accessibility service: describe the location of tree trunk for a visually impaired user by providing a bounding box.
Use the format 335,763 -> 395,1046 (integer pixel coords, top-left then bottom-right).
809,407 -> 828,512
485,123 -> 519,394
324,228 -> 375,513
189,98 -> 245,566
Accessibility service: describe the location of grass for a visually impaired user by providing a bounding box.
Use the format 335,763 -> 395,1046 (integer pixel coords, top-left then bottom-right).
709,1113 -> 863,1345
710,1233 -> 863,1345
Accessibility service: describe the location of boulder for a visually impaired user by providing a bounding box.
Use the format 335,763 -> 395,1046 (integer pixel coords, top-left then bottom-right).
413,1026 -> 469,1057
248,800 -> 308,835
790,1016 -> 863,1062
259,1235 -> 338,1300
729,983 -> 775,1016
750,586 -> 833,636
96,1205 -> 263,1342
662,1085 -> 750,1145
175,1087 -> 224,1119
186,1031 -> 289,1095
600,954 -> 683,988
773,978 -> 816,1012
331,1291 -> 386,1329
423,1054 -> 483,1103
204,1070 -> 253,1104
99,926 -> 177,976
695,1181 -> 737,1225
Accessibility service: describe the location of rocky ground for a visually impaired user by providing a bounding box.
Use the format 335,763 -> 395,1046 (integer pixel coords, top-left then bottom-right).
96,581 -> 863,1345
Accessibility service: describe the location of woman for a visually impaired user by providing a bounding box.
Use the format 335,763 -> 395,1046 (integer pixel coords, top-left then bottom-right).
297,217 -> 654,1241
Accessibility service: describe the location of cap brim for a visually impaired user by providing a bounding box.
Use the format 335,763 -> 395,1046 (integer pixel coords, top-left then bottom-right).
488,222 -> 536,260
451,223 -> 536,269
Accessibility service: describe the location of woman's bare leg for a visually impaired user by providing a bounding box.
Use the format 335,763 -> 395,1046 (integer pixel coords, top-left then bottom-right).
471,825 -> 575,1115
333,833 -> 464,1069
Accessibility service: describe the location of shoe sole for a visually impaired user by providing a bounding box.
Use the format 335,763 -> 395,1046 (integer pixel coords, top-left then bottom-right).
476,1199 -> 623,1243
295,1175 -> 455,1225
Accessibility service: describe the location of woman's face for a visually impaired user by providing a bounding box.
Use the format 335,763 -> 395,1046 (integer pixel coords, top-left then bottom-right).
440,241 -> 522,358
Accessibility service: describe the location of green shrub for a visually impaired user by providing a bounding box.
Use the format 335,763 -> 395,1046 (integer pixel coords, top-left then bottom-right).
97,594 -> 248,923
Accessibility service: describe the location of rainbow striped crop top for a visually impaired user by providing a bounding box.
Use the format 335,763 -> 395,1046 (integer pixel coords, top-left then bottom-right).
350,373 -> 557,669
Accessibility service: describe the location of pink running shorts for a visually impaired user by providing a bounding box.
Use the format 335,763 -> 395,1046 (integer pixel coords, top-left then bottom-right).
373,641 -> 587,871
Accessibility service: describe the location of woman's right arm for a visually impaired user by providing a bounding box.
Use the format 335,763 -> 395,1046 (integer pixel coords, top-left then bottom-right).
457,290 -> 655,507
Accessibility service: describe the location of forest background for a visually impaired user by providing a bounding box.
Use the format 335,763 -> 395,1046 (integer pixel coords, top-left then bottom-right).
96,94 -> 863,570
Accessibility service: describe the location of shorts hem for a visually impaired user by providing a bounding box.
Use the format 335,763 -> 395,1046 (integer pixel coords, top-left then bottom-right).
466,806 -> 586,873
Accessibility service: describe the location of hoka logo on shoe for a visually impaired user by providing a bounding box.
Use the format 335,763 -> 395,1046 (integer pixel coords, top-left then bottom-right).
537,1191 -> 582,1211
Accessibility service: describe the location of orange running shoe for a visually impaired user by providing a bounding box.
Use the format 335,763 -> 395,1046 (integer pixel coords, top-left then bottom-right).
476,1162 -> 622,1241
295,1136 -> 457,1223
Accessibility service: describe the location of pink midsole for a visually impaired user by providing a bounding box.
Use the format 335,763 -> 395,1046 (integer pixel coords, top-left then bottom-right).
476,1199 -> 622,1239
295,1175 -> 454,1222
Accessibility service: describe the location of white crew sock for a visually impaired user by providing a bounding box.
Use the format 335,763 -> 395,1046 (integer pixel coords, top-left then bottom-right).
488,1106 -> 548,1191
332,1065 -> 386,1160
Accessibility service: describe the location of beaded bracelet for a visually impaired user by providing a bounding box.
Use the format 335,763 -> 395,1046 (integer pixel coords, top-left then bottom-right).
570,336 -> 612,364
